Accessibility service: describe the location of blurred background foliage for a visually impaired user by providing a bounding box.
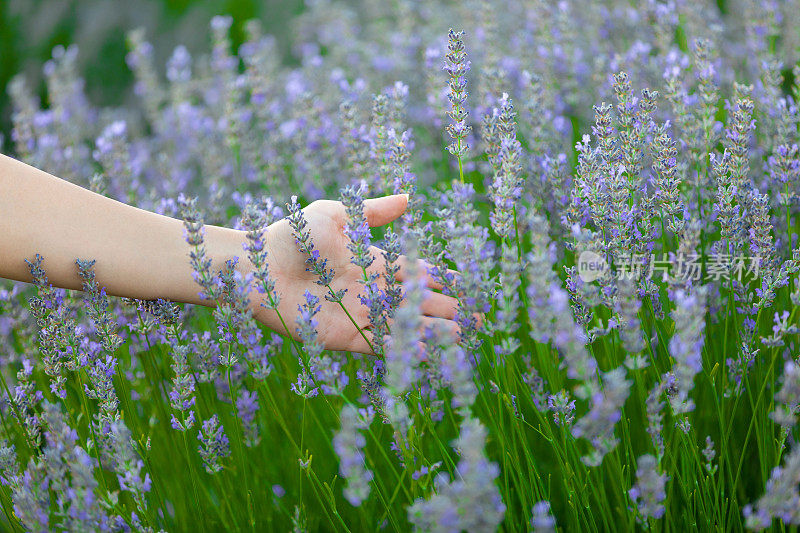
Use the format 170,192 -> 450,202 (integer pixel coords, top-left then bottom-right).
0,0 -> 305,153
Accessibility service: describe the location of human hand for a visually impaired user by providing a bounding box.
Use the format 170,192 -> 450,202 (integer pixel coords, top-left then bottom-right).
247,194 -> 459,354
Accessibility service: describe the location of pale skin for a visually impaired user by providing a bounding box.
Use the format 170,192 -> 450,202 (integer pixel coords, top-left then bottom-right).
0,153 -> 459,355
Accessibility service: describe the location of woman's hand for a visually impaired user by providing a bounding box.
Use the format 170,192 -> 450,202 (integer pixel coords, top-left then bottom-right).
0,154 -> 454,355
247,194 -> 459,354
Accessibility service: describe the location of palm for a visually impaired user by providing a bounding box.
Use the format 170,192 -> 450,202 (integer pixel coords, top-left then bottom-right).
247,196 -> 458,354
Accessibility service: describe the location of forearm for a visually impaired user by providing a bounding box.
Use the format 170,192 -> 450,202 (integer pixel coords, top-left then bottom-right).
0,153 -> 244,306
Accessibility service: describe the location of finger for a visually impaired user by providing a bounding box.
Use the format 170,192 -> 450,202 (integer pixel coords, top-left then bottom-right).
420,291 -> 458,319
363,194 -> 409,227
420,316 -> 460,343
348,328 -> 378,356
395,256 -> 459,292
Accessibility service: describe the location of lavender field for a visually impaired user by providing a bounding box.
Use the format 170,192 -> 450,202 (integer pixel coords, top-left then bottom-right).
2,0 -> 800,530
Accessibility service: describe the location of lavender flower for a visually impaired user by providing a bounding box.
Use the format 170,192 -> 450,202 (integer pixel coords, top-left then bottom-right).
290,366 -> 319,400
169,344 -> 196,432
439,344 -> 478,415
312,354 -> 350,396
444,29 -> 471,161
341,182 -> 374,271
42,401 -> 111,531
572,367 -> 631,466
408,418 -> 505,532
384,260 -> 425,397
341,182 -> 389,354
197,415 -> 230,474
236,388 -> 261,447
295,290 -> 323,361
107,420 -> 152,509
8,458 -> 50,532
668,288 -> 707,414
629,454 -> 668,523
370,93 -> 392,192
382,228 -> 403,318
76,259 -> 123,416
702,436 -> 718,475
531,500 -> 556,533
488,95 -> 523,240
333,404 -> 374,506
646,382 -> 666,461
743,446 -> 800,529
770,360 -> 800,430
241,201 -> 280,310
178,195 -> 218,302
286,196 -> 339,297
24,254 -> 72,399
615,276 -> 645,354
548,390 -> 576,427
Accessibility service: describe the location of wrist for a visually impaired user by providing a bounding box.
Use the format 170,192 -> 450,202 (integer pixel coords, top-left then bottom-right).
184,225 -> 249,306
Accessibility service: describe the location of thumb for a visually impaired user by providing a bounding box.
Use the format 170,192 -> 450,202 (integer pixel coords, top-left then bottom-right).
363,194 -> 409,227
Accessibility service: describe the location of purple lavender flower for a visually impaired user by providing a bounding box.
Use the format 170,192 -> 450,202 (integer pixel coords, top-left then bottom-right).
408,418 -> 505,531
197,415 -> 230,474
487,94 -> 523,240
286,196 -> 338,295
668,287 -> 707,414
241,201 -> 280,311
333,404 -> 374,506
382,228 -> 403,317
341,182 -> 374,271
646,381 -> 666,461
312,354 -> 350,396
107,420 -> 152,510
443,29 -> 472,161
770,360 -> 800,429
178,195 -> 218,302
295,290 -> 323,361
439,344 -> 478,415
10,358 -> 44,447
169,344 -> 196,432
24,254 -> 72,399
236,388 -> 261,447
547,390 -> 576,427
743,446 -> 800,529
629,454 -> 668,523
531,500 -> 556,532
386,129 -> 422,230
290,366 -> 319,400
42,401 -> 111,531
572,367 -> 631,466
702,436 -> 718,475
10,462 -> 50,532
166,45 -> 192,84
384,262 -> 425,396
